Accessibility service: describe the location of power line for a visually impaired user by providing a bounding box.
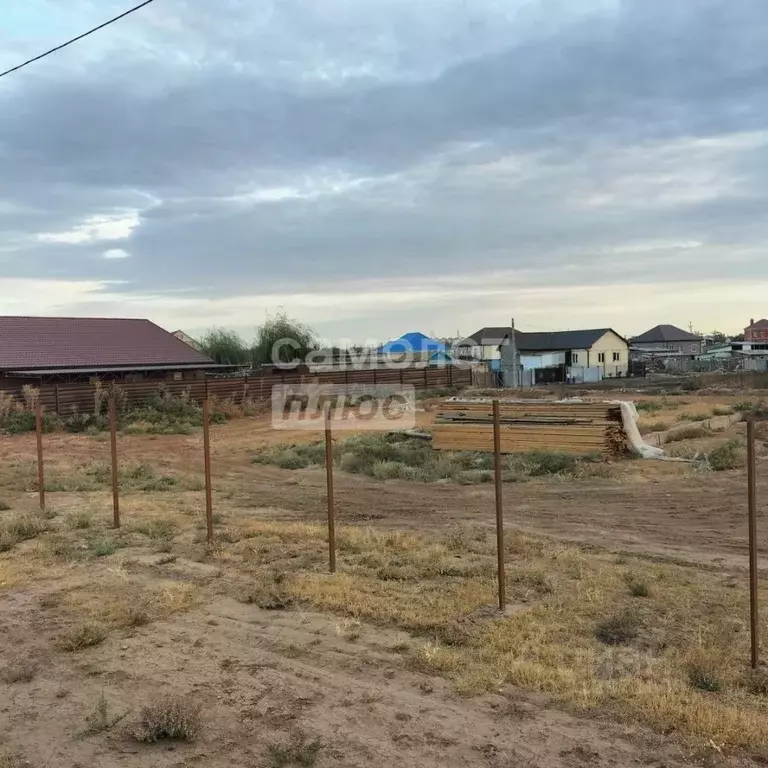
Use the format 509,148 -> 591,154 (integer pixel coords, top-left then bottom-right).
0,0 -> 157,79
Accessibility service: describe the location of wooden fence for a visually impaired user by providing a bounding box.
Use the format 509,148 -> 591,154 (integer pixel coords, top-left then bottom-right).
0,366 -> 472,415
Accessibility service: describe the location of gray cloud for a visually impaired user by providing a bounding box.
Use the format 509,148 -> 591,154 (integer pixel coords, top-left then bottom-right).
1,0 -> 768,333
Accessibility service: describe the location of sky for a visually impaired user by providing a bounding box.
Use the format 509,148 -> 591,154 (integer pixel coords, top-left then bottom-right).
1,0 -> 767,344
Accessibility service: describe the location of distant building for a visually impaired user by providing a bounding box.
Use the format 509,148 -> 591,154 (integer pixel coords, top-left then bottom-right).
459,326 -> 629,378
377,332 -> 445,362
0,316 -> 221,386
745,318 -> 768,342
631,325 -> 703,356
172,330 -> 202,351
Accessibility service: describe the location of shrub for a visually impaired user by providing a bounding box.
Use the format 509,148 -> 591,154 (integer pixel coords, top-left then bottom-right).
704,440 -> 744,471
595,610 -> 640,645
0,501 -> 10,512
711,406 -> 734,417
56,622 -> 107,652
746,667 -> 768,696
666,425 -> 708,443
627,579 -> 651,597
77,694 -> 127,737
265,731 -> 323,767
635,401 -> 663,413
641,421 -> 669,433
687,657 -> 723,692
0,513 -> 48,552
129,694 -> 202,742
67,511 -> 92,530
91,539 -> 119,558
0,659 -> 37,684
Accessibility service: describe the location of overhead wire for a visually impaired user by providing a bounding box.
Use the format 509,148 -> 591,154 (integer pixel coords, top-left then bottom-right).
0,0 -> 156,79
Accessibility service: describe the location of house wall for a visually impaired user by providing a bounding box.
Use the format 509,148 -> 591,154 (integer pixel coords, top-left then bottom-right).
746,326 -> 768,342
584,331 -> 630,377
633,340 -> 702,355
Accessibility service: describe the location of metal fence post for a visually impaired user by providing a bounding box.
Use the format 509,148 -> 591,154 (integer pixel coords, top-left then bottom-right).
109,396 -> 120,528
35,403 -> 45,511
324,403 -> 336,573
203,399 -> 214,544
748,418 -> 759,668
493,399 -> 506,610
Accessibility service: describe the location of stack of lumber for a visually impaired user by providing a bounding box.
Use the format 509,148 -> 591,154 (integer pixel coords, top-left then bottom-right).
432,400 -> 626,456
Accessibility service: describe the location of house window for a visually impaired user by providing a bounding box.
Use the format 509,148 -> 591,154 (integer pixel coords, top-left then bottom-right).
598,353 -> 605,363
612,352 -> 620,362
173,371 -> 183,381
572,353 -> 579,364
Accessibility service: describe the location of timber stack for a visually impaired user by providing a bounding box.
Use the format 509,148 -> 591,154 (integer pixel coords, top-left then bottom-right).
433,400 -> 627,456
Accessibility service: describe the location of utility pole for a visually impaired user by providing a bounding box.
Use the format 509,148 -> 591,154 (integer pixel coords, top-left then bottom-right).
510,317 -> 519,389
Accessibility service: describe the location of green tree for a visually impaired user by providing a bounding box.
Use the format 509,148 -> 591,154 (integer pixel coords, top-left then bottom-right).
710,331 -> 727,344
199,328 -> 250,365
252,311 -> 318,366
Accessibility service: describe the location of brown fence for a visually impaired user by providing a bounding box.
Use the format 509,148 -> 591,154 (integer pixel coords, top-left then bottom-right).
1,366 -> 472,415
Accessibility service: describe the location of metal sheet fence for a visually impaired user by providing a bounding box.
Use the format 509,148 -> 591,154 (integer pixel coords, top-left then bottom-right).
1,366 -> 471,415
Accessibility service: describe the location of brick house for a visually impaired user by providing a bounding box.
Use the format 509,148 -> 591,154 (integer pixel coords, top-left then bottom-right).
745,318 -> 768,342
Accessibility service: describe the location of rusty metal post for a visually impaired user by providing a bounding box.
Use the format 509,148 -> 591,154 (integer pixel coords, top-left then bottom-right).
203,399 -> 214,543
35,402 -> 45,511
493,399 -> 506,610
324,403 -> 336,573
748,418 -> 759,668
109,395 -> 120,528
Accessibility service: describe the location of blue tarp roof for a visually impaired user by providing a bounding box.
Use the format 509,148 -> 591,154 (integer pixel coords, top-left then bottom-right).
378,332 -> 445,354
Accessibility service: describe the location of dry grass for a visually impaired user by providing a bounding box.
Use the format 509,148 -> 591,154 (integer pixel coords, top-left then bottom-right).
56,621 -> 107,652
265,730 -> 324,767
0,658 -> 37,684
3,422 -> 768,757
129,694 -> 202,742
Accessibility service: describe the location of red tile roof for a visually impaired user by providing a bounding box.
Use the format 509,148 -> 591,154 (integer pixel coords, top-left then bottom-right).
0,316 -> 214,371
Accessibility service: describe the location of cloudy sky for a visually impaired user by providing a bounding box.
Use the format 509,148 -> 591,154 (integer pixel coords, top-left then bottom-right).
1,0 -> 767,344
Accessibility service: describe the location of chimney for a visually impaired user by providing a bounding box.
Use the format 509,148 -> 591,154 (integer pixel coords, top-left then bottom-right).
751,318 -> 755,327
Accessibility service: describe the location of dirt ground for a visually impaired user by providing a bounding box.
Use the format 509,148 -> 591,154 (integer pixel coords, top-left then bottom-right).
1,391 -> 767,767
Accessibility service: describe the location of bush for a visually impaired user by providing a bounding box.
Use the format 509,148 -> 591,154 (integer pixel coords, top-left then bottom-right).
254,435 -> 604,485
745,667 -> 768,696
57,622 -> 107,651
635,401 -> 663,413
666,425 -> 708,443
265,731 -> 323,767
0,513 -> 48,552
0,660 -> 37,684
129,694 -> 202,742
641,421 -> 669,433
595,610 -> 640,645
627,579 -> 651,597
687,656 -> 723,692
704,440 -> 744,471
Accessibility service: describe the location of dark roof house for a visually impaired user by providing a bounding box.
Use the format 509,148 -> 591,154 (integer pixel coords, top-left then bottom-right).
631,324 -> 700,345
631,324 -> 702,356
0,316 -> 218,377
459,327 -> 627,352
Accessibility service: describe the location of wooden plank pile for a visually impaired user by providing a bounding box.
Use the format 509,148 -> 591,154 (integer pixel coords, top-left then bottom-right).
432,400 -> 627,456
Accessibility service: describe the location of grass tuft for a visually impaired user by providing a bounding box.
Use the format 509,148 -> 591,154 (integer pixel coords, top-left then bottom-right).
265,730 -> 324,767
595,610 -> 640,646
129,694 -> 202,742
0,659 -> 37,684
77,694 -> 127,737
56,622 -> 107,652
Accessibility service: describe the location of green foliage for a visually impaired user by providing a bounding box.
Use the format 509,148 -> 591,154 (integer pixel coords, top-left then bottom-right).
90,538 -> 119,558
253,311 -> 318,366
703,440 -> 744,471
635,401 -> 663,413
199,328 -> 251,365
254,434 -> 603,485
